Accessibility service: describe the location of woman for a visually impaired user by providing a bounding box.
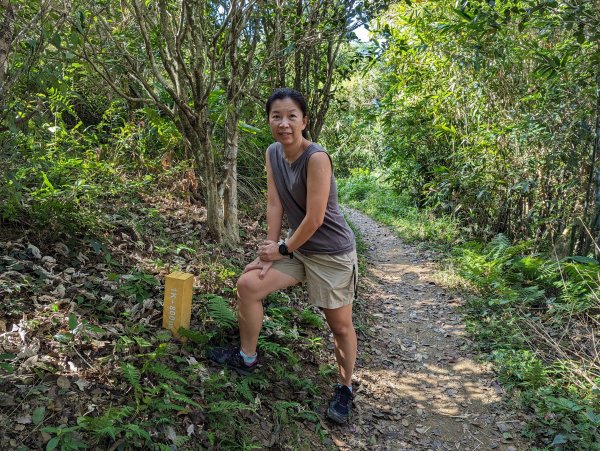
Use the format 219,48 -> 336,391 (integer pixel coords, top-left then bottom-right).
209,88 -> 358,424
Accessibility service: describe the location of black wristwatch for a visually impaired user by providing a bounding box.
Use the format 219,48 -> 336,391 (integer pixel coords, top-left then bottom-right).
278,241 -> 293,259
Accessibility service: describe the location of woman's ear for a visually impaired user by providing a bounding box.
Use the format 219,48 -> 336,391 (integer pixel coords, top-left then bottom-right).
302,116 -> 308,129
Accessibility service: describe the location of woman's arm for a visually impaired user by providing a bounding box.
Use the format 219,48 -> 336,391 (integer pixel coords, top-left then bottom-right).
285,152 -> 331,251
265,147 -> 284,242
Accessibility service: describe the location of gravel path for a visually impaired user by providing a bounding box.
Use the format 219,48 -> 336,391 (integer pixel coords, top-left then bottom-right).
329,208 -> 529,451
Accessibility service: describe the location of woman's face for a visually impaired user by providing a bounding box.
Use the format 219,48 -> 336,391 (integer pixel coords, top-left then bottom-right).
268,98 -> 307,145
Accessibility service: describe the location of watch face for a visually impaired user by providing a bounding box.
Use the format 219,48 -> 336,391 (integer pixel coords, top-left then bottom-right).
279,243 -> 288,255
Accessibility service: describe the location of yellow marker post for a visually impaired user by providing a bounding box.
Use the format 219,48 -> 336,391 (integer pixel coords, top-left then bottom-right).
163,272 -> 194,339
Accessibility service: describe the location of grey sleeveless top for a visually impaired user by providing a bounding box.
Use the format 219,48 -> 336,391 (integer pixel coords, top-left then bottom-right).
268,142 -> 355,255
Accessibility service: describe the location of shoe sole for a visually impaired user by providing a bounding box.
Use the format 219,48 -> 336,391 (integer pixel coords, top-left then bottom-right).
209,359 -> 257,376
326,406 -> 350,424
228,363 -> 256,376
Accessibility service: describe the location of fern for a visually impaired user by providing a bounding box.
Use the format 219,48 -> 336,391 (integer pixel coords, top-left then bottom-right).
205,295 -> 237,329
160,383 -> 202,408
300,308 -> 325,328
150,401 -> 185,412
145,362 -> 187,384
236,379 -> 255,403
124,424 -> 151,441
257,338 -> 298,364
121,362 -> 142,392
488,233 -> 511,258
294,409 -> 320,423
177,327 -> 213,344
174,435 -> 191,446
209,400 -> 253,413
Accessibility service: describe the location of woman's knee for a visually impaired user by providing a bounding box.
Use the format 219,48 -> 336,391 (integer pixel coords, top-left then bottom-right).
237,273 -> 257,301
328,320 -> 354,337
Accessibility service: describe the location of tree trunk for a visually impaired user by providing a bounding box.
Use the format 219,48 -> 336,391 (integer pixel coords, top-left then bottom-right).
0,1 -> 15,90
223,106 -> 239,245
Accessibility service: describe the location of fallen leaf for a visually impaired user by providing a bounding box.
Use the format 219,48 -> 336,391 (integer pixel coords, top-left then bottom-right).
75,379 -> 90,391
186,424 -> 195,436
16,414 -> 32,424
166,425 -> 177,442
0,393 -> 15,406
32,406 -> 46,425
27,244 -> 42,259
54,243 -> 69,257
53,284 -> 66,298
40,431 -> 52,443
56,376 -> 71,389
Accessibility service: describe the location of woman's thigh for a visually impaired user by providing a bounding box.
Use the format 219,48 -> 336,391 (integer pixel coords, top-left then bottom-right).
237,267 -> 301,301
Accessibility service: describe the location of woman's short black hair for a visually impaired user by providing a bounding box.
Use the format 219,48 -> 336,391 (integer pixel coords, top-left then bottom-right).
265,88 -> 308,118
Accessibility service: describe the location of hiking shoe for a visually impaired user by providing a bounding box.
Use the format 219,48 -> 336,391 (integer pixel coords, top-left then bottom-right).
327,384 -> 353,424
208,346 -> 257,376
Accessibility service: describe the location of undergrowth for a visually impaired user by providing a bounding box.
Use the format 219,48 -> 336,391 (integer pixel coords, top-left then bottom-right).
339,170 -> 600,450
338,169 -> 459,247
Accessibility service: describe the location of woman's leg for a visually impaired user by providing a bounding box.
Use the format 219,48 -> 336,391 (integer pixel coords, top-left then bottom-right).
322,303 -> 356,387
237,268 -> 299,356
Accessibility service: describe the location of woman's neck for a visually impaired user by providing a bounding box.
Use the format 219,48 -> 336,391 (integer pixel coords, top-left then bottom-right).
282,139 -> 309,164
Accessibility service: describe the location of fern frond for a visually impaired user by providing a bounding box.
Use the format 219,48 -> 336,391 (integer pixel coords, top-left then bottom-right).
177,327 -> 213,344
145,362 -> 187,384
300,308 -> 324,328
151,401 -> 185,411
273,401 -> 301,411
124,424 -> 151,441
120,362 -> 142,392
174,436 -> 191,446
206,295 -> 237,329
488,233 -> 511,258
258,338 -> 299,364
160,384 -> 201,408
236,379 -> 255,403
209,400 -> 253,413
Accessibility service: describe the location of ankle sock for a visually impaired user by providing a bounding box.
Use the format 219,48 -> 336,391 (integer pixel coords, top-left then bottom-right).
239,349 -> 257,366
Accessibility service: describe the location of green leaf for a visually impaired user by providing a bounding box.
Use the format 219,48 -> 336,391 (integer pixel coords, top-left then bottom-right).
46,437 -> 60,451
68,313 -> 78,331
551,434 -> 567,445
0,363 -> 14,373
32,406 -> 46,425
41,172 -> 55,190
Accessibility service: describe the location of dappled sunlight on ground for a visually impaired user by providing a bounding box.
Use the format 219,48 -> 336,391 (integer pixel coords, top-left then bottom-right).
327,208 -> 529,450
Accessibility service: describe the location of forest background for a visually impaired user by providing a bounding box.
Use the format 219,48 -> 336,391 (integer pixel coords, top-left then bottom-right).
0,0 -> 598,449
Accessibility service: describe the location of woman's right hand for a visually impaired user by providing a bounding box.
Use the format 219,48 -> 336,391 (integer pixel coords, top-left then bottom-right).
243,257 -> 273,280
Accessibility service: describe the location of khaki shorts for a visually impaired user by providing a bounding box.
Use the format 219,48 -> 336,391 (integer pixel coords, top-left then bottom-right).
271,249 -> 358,309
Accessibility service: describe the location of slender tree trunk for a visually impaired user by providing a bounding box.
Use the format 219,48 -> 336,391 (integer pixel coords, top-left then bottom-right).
223,106 -> 239,244
579,69 -> 600,255
0,1 -> 15,90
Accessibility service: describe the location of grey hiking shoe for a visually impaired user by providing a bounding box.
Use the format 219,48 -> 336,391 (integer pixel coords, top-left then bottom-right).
208,345 -> 257,376
327,384 -> 353,424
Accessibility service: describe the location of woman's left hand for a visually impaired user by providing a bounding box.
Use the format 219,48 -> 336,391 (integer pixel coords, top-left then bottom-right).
258,240 -> 283,262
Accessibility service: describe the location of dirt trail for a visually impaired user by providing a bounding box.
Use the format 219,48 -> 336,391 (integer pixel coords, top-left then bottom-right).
329,208 -> 529,451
